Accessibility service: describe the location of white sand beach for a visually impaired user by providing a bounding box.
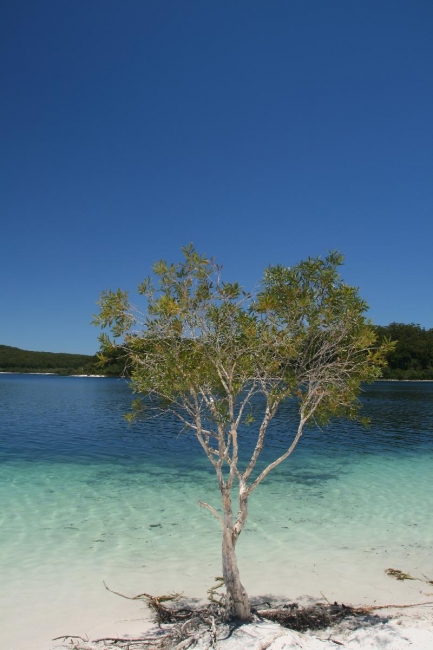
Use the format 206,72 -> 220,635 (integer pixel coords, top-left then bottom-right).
29,596 -> 433,650
7,556 -> 432,650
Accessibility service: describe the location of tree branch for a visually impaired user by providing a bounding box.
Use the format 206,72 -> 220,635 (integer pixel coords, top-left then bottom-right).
247,416 -> 307,495
243,401 -> 277,482
198,501 -> 224,529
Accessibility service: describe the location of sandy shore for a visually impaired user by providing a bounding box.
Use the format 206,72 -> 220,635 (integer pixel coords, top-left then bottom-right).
197,608 -> 433,649
17,567 -> 432,650
38,602 -> 433,650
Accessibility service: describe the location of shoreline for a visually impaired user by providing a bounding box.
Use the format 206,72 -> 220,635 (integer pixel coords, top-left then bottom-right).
41,588 -> 433,650
0,371 -> 109,377
1,371 -> 433,382
14,555 -> 433,650
375,378 -> 433,382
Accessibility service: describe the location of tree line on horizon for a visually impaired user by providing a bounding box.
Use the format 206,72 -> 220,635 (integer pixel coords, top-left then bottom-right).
0,344 -> 123,376
375,322 -> 433,380
0,322 -> 432,379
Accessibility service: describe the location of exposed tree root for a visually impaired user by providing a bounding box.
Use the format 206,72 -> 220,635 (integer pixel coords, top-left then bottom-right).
53,584 -> 433,650
255,602 -> 359,632
53,636 -> 89,643
362,601 -> 433,612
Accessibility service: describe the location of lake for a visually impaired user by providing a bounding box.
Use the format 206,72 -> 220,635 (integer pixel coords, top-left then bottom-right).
0,375 -> 432,649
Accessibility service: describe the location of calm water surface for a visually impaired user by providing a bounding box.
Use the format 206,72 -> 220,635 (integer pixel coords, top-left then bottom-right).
0,375 -> 432,648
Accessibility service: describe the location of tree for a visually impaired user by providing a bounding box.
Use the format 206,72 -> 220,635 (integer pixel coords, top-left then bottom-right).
94,245 -> 393,621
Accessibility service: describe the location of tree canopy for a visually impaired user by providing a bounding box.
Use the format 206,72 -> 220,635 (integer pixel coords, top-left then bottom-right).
94,245 -> 392,619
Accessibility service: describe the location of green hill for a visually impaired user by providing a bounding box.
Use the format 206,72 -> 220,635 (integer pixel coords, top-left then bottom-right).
0,345 -> 122,376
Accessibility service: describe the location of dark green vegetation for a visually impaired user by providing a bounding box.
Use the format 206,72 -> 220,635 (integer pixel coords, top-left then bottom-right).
375,323 -> 433,380
0,345 -> 123,376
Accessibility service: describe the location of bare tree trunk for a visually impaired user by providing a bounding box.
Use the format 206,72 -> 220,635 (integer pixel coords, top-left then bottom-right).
221,488 -> 251,620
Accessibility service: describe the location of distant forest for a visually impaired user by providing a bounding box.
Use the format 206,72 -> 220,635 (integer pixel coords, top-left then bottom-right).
0,323 -> 432,379
0,345 -> 123,376
375,323 -> 433,380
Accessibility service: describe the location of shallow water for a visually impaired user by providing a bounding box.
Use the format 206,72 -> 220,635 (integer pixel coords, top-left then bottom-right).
0,376 -> 432,648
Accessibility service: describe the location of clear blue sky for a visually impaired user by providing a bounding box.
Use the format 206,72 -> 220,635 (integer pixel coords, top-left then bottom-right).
1,1 -> 432,354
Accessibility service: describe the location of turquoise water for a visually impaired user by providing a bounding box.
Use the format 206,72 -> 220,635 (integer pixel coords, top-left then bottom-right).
0,376 -> 432,648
